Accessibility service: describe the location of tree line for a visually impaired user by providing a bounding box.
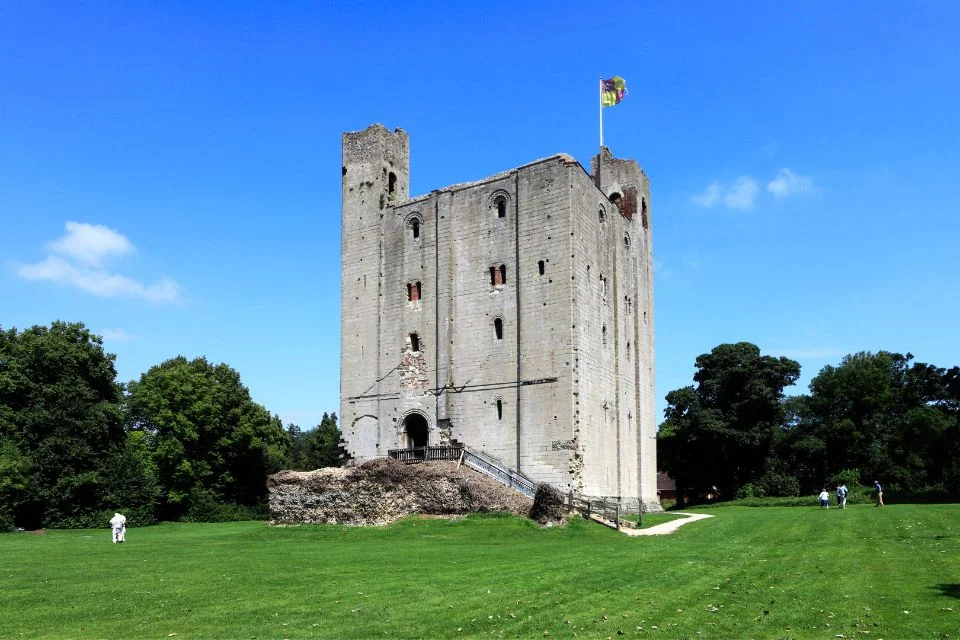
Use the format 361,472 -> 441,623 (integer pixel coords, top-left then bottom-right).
0,321 -> 342,531
658,342 -> 960,505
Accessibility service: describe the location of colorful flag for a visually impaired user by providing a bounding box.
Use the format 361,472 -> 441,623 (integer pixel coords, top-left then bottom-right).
601,77 -> 627,107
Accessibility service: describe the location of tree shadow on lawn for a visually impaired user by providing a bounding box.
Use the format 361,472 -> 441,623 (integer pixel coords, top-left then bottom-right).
933,584 -> 960,599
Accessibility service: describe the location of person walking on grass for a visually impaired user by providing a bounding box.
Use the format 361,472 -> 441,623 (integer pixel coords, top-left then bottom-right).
819,488 -> 830,509
837,484 -> 848,509
873,480 -> 884,507
109,512 -> 126,543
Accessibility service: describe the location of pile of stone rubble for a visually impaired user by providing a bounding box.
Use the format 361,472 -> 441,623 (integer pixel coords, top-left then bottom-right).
268,458 -> 534,526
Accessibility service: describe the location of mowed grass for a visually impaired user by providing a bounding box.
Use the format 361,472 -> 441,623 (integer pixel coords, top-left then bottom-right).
1,505 -> 957,639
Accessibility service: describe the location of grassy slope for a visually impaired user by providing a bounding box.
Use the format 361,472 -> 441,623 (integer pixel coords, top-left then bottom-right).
1,505 -> 957,639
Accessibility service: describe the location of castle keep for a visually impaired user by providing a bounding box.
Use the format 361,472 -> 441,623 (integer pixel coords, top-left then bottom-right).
340,124 -> 659,510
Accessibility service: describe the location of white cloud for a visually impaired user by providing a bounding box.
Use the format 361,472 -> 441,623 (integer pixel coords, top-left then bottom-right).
725,177 -> 759,210
48,221 -> 136,267
692,177 -> 758,210
15,222 -> 180,303
100,328 -> 133,341
767,168 -> 815,198
692,182 -> 723,208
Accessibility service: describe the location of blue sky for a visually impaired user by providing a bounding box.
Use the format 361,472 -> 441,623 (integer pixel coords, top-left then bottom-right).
2,2 -> 958,428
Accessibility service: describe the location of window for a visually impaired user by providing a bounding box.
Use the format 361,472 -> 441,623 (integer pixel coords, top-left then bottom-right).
496,197 -> 507,218
641,196 -> 649,229
598,205 -> 606,223
538,260 -> 545,276
494,318 -> 503,340
624,232 -> 631,248
496,398 -> 503,420
388,172 -> 397,200
407,281 -> 422,301
412,219 -> 420,239
409,332 -> 420,352
490,264 -> 506,286
602,325 -> 607,346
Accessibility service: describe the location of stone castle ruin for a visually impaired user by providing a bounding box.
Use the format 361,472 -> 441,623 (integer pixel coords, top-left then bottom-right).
340,124 -> 659,512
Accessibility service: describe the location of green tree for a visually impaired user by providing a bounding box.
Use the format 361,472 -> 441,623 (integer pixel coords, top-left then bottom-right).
658,342 -> 801,502
0,322 -> 129,528
796,352 -> 957,492
126,356 -> 290,519
282,413 -> 342,471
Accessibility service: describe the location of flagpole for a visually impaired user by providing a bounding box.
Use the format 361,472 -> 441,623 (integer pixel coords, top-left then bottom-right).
599,77 -> 604,148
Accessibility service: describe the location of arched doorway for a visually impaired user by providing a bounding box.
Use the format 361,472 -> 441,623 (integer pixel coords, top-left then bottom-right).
404,413 -> 429,449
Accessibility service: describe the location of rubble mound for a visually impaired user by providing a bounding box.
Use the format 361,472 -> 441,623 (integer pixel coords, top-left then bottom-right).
268,458 -> 533,526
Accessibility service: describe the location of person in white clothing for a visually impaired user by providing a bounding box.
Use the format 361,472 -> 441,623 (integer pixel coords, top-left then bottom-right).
109,512 -> 126,543
818,489 -> 830,509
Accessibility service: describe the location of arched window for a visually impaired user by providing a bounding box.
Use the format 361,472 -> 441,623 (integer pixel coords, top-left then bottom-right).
598,205 -> 606,223
494,318 -> 503,340
409,332 -> 420,352
496,197 -> 507,218
412,219 -> 420,239
538,260 -> 545,276
388,172 -> 397,200
496,398 -> 503,420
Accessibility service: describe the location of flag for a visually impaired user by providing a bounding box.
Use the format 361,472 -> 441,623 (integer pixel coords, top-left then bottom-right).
601,76 -> 627,107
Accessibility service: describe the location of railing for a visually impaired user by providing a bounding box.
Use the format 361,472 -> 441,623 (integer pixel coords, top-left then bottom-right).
459,447 -> 537,499
386,444 -> 537,499
387,446 -> 463,463
564,493 -> 639,531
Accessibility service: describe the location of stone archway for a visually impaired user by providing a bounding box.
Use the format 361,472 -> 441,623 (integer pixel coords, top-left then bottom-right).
403,413 -> 429,449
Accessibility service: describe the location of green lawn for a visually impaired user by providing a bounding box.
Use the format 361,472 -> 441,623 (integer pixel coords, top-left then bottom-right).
1,505 -> 957,639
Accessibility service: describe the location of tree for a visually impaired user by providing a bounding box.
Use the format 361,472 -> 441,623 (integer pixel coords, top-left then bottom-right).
125,356 -> 290,519
658,342 -> 801,502
0,322 -> 126,528
283,413 -> 342,471
795,352 -> 957,492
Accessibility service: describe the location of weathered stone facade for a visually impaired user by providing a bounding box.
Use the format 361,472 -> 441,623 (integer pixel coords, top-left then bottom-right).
340,124 -> 659,511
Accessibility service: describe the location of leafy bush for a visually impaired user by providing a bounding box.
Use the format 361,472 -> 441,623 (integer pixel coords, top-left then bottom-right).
180,488 -> 268,522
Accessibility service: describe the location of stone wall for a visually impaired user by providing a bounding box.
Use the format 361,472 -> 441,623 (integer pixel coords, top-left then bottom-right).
268,459 -> 532,526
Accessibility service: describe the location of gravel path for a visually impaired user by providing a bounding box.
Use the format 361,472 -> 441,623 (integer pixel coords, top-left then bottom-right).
621,512 -> 714,536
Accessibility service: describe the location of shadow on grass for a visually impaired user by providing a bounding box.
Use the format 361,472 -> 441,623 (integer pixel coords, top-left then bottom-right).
934,584 -> 960,599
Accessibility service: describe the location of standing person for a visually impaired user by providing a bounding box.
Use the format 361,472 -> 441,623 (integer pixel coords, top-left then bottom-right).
837,484 -> 848,509
873,481 -> 884,507
818,488 -> 830,509
109,512 -> 126,543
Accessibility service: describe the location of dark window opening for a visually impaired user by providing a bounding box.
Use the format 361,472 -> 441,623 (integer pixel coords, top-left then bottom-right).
412,219 -> 420,238
499,264 -> 507,284
602,325 -> 607,346
494,318 -> 503,340
496,197 -> 507,218
641,196 -> 649,229
409,332 -> 420,352
538,260 -> 545,276
342,166 -> 347,176
489,266 -> 496,286
599,206 -> 606,223
609,192 -> 622,208
496,399 -> 503,420
624,233 -> 631,248
388,172 -> 397,199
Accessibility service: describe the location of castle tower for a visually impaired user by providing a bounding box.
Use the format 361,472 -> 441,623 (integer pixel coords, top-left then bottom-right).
340,125 -> 410,460
591,147 -> 657,512
339,126 -> 660,512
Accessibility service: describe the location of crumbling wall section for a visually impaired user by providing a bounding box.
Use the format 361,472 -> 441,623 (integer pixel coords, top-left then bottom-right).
268,459 -> 532,526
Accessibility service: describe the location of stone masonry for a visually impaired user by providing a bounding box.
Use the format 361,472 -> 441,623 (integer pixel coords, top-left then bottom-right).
340,124 -> 660,512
